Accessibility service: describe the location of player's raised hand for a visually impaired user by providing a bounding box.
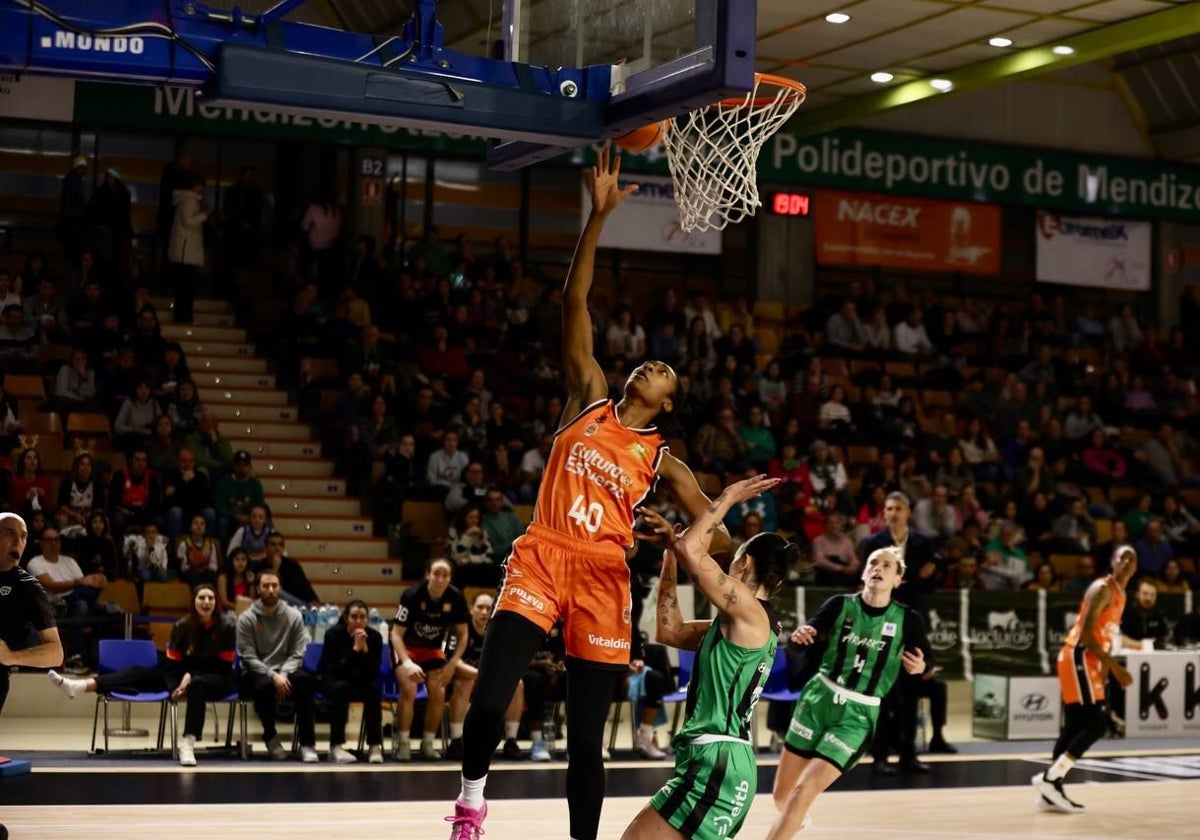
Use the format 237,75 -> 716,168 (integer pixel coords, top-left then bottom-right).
719,474 -> 783,506
635,506 -> 679,547
586,145 -> 639,217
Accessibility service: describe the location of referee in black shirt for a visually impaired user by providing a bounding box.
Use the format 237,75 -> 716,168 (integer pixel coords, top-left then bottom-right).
0,511 -> 63,715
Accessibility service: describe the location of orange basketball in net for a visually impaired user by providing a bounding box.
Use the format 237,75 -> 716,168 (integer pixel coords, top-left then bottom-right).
614,120 -> 668,153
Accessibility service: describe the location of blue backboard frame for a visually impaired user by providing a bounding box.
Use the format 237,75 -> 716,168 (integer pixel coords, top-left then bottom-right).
0,0 -> 756,169
488,0 -> 757,170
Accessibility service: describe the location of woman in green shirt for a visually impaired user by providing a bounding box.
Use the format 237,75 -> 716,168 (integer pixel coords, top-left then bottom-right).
623,475 -> 795,840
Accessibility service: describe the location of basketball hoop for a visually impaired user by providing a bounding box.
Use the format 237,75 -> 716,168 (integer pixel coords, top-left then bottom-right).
662,73 -> 806,232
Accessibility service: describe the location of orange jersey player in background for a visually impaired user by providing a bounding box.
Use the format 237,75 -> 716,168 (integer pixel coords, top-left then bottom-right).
445,147 -> 732,840
1035,543 -> 1136,814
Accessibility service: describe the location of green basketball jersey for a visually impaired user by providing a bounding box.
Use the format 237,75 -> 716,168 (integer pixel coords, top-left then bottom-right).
818,595 -> 908,698
676,601 -> 779,742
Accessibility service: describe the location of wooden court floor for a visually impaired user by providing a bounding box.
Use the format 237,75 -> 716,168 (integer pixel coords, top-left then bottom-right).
5,751 -> 1200,840
3,781 -> 1197,839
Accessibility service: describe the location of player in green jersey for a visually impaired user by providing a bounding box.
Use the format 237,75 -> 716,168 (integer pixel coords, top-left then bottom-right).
621,474 -> 795,840
767,547 -> 932,839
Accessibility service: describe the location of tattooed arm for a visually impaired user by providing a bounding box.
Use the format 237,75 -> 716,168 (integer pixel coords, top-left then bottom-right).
645,474 -> 782,649
654,546 -> 712,651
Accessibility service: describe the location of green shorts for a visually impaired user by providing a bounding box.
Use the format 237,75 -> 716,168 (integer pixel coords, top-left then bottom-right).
650,738 -> 757,839
783,677 -> 879,772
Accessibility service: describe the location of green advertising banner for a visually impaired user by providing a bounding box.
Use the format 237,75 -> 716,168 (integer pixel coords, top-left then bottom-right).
926,591 -> 965,680
1049,591 -> 1186,652
966,591 -> 1043,676
72,81 -> 492,156
761,129 -> 1200,223
1046,593 -> 1082,653
64,81 -> 1200,220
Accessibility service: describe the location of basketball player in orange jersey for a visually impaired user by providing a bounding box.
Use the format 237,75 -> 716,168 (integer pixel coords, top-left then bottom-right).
445,147 -> 731,840
1034,543 -> 1136,813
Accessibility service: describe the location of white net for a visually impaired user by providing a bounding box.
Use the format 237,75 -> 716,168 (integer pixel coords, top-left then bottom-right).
662,74 -> 806,232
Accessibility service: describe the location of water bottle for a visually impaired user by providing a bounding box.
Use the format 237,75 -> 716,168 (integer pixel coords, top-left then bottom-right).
916,699 -> 928,754
303,606 -> 317,642
368,607 -> 385,640
543,704 -> 557,751
316,605 -> 333,642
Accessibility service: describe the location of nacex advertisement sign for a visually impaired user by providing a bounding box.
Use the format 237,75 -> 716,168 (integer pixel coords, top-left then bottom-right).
1035,212 -> 1152,291
812,188 -> 1001,274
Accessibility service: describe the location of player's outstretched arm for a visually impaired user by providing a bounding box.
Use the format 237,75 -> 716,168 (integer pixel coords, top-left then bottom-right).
661,475 -> 782,646
658,453 -> 732,554
561,146 -> 638,418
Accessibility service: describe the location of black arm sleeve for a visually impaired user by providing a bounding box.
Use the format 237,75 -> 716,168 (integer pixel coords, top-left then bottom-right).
806,595 -> 846,635
903,607 -> 935,674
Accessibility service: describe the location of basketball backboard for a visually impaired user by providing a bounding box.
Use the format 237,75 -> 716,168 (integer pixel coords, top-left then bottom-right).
487,0 -> 756,168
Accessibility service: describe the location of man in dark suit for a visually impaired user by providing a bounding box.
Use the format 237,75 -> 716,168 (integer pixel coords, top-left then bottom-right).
861,491 -> 943,774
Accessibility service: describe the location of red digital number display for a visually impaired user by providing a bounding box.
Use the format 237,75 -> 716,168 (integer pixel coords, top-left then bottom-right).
770,192 -> 811,217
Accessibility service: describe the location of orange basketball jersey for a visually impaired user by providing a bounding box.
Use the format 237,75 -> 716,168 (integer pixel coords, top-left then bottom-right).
1062,575 -> 1125,653
533,399 -> 667,550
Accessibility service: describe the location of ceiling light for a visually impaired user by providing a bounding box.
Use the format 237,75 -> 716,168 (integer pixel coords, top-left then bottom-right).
988,37 -> 1012,48
1052,45 -> 1075,55
870,71 -> 894,83
930,78 -> 953,92
825,12 -> 850,24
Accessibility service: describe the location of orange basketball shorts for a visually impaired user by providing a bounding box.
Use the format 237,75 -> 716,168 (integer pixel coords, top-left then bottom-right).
494,523 -> 633,669
1057,644 -> 1105,705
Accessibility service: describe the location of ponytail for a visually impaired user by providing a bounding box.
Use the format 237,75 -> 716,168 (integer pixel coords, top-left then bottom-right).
736,532 -> 799,596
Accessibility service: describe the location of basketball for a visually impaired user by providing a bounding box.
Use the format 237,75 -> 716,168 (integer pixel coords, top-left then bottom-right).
614,120 -> 668,153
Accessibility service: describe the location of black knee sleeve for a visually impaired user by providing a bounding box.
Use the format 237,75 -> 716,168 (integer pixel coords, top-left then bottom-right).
462,611 -> 546,780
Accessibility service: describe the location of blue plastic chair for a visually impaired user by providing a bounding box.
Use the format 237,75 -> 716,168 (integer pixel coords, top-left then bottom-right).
380,643 -> 444,752
286,641 -> 326,754
665,648 -> 696,735
90,639 -> 172,755
609,648 -> 696,752
170,652 -> 246,759
217,652 -> 251,759
754,646 -> 799,751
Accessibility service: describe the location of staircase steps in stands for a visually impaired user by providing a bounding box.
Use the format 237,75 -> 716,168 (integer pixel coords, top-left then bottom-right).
153,298 -> 405,613
230,439 -> 324,459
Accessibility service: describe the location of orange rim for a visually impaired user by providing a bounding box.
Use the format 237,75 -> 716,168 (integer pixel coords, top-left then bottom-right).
717,72 -> 807,109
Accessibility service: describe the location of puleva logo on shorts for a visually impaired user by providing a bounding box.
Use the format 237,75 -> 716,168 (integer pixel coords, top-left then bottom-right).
789,720 -> 814,739
823,732 -> 853,752
586,633 -> 630,650
711,780 -> 751,836
506,586 -> 546,613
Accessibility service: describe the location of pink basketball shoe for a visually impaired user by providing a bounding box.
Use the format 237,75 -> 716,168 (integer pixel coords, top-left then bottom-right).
445,797 -> 488,840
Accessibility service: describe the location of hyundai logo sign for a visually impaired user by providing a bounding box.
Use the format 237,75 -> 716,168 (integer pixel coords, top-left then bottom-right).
1022,693 -> 1049,712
